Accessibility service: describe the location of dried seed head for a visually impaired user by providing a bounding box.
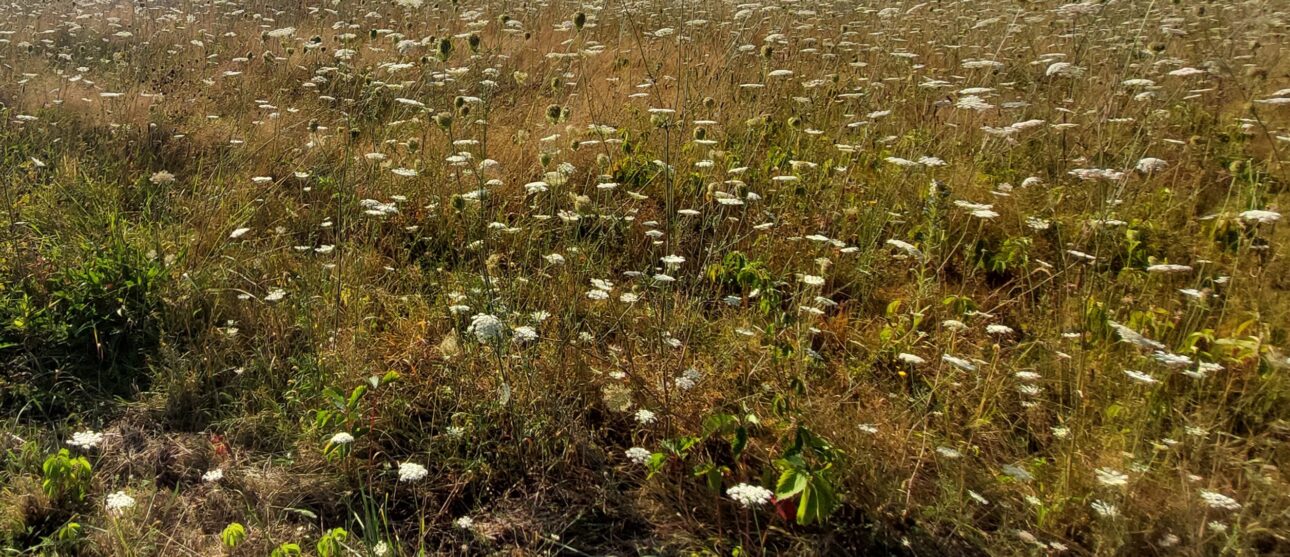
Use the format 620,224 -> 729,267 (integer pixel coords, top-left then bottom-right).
434,111 -> 454,129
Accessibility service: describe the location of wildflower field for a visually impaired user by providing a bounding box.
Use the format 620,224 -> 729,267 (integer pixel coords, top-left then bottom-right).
2,0 -> 1289,554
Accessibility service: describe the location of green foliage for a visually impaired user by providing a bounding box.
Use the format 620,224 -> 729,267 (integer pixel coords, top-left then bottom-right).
773,427 -> 840,525
270,542 -> 302,557
219,522 -> 246,549
706,252 -> 783,317
53,521 -> 82,547
316,527 -> 348,557
0,218 -> 169,413
40,450 -> 93,504
974,236 -> 1031,275
701,412 -> 755,460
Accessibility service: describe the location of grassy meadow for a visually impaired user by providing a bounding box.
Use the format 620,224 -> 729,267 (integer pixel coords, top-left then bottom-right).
1,0 -> 1290,554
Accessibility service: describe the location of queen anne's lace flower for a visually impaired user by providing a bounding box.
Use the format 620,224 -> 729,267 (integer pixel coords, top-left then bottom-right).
468,314 -> 506,343
727,483 -> 773,507
105,491 -> 136,515
67,430 -> 103,450
398,462 -> 428,482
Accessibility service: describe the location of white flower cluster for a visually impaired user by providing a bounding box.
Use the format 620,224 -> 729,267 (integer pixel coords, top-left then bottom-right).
468,313 -> 506,344
727,483 -> 773,507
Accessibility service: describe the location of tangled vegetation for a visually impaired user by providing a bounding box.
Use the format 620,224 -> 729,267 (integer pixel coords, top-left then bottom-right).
2,0 -> 1289,554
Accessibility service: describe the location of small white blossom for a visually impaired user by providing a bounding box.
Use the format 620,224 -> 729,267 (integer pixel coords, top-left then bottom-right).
727,483 -> 774,507
105,491 -> 136,515
468,314 -> 506,343
625,447 -> 652,464
1199,490 -> 1241,511
398,462 -> 428,482
67,430 -> 103,450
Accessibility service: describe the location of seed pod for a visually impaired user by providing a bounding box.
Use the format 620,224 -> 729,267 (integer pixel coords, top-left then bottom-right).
468,33 -> 481,53
434,111 -> 454,129
574,12 -> 587,31
546,104 -> 563,123
539,152 -> 553,167
437,38 -> 453,59
703,96 -> 715,109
